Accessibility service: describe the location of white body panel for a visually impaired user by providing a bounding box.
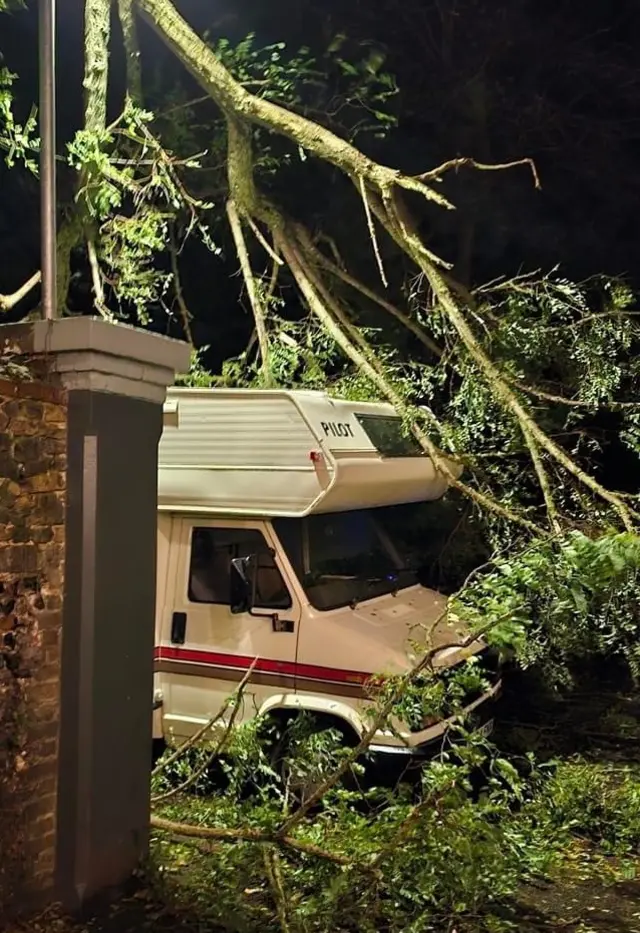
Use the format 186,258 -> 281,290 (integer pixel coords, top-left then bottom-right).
158,388 -> 460,517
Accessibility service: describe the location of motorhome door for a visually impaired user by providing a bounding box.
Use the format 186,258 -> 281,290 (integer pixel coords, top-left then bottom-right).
157,518 -> 301,738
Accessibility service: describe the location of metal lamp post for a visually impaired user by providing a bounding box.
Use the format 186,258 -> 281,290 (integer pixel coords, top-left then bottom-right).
39,0 -> 57,320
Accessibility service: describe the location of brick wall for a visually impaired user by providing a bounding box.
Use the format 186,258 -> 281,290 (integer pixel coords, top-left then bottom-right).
0,378 -> 66,912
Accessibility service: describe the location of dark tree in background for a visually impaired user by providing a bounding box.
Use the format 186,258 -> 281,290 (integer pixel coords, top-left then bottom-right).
266,0 -> 640,287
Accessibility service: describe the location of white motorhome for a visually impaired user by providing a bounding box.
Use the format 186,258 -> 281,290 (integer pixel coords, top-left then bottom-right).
153,388 -> 501,760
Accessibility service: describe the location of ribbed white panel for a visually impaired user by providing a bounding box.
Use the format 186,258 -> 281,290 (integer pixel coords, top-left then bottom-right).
156,388 -> 459,516
158,392 -> 313,468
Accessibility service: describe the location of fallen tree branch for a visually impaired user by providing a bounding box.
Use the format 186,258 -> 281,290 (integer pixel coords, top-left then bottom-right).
135,0 -> 637,534
311,239 -> 443,358
137,0 -> 456,220
0,271 -> 41,313
281,227 -> 544,535
150,815 -> 361,868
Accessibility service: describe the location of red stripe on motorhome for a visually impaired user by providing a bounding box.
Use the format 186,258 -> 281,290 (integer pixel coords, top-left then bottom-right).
153,645 -> 373,686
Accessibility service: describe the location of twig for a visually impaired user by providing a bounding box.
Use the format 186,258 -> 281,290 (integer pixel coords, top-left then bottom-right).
316,234 -> 346,269
242,329 -> 258,360
264,848 -> 291,933
419,156 -> 541,190
521,423 -> 561,533
264,259 -> 280,306
169,229 -> 194,345
152,679 -> 245,778
546,310 -> 640,331
246,215 -> 284,266
310,236 -> 443,358
369,780 -> 457,871
506,375 -> 640,411
0,271 -> 41,313
475,269 -> 543,294
359,175 -> 388,288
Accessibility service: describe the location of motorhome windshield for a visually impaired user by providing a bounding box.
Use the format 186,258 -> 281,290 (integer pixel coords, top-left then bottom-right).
272,506 -> 420,610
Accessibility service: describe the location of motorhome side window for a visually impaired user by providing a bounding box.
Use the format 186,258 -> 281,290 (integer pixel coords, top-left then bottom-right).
188,527 -> 292,610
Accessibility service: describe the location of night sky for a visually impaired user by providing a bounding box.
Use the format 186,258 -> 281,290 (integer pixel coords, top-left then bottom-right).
0,0 -> 639,366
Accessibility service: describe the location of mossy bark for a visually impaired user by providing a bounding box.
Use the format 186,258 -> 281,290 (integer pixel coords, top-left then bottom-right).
83,0 -> 111,133
117,0 -> 143,103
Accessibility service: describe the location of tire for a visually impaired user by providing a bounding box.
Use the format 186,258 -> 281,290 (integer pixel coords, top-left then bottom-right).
264,711 -> 361,808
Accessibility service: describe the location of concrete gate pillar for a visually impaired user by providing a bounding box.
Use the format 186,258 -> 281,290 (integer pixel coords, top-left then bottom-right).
0,318 -> 190,911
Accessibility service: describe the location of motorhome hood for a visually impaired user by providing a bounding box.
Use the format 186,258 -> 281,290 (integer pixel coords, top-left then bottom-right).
320,585 -> 482,678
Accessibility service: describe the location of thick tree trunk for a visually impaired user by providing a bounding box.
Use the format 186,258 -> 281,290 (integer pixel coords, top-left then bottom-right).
83,0 -> 112,132
117,0 -> 143,103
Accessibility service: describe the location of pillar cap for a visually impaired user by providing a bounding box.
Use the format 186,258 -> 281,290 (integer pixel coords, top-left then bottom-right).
0,318 -> 192,404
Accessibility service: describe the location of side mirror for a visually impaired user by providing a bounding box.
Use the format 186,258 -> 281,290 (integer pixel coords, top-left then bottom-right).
230,555 -> 255,614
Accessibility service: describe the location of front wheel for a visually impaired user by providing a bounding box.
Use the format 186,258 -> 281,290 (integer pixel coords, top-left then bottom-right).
265,712 -> 362,808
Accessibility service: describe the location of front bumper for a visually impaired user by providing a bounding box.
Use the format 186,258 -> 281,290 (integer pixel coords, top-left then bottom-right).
368,678 -> 502,760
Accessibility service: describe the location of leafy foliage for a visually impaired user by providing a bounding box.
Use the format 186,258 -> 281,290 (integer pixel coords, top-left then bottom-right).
149,657 -> 640,932
533,760 -> 640,857
455,531 -> 640,686
61,31 -> 397,323
67,100 -> 218,320
210,31 -> 397,142
0,59 -> 38,174
151,685 -> 548,933
0,1 -> 38,172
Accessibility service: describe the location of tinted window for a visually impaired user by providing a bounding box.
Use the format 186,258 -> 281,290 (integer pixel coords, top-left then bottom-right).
355,414 -> 424,458
188,526 -> 292,609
